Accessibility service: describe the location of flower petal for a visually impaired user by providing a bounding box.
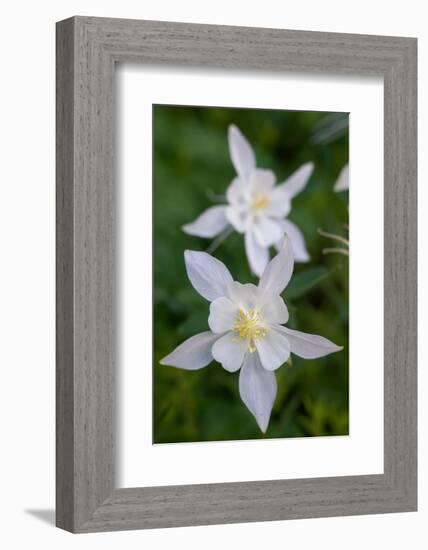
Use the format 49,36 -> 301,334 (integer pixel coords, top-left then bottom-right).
277,162 -> 314,199
182,206 -> 229,238
277,326 -> 343,359
226,177 -> 247,207
275,219 -> 310,262
160,331 -> 220,370
239,352 -> 277,432
252,216 -> 284,247
184,250 -> 233,301
265,187 -> 291,218
259,294 -> 289,324
212,331 -> 247,372
249,169 -> 276,194
208,297 -> 239,333
245,229 -> 270,277
258,236 -> 294,296
334,164 -> 349,192
228,124 -> 256,180
225,205 -> 248,233
226,281 -> 259,310
255,327 -> 291,371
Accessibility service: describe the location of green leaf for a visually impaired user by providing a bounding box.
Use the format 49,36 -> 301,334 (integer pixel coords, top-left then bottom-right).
284,266 -> 330,301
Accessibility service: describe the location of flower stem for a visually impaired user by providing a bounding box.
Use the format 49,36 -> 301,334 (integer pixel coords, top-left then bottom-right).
205,226 -> 233,255
322,247 -> 349,256
318,228 -> 349,246
206,190 -> 226,203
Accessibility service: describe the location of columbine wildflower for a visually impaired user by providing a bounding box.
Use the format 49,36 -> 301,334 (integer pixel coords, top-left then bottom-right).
160,239 -> 342,432
183,125 -> 314,277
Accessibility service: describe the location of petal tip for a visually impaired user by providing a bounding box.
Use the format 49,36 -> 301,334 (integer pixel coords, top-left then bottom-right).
329,343 -> 344,354
257,416 -> 269,433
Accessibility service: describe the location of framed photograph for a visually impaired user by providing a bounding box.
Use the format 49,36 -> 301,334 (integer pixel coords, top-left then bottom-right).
56,16 -> 417,532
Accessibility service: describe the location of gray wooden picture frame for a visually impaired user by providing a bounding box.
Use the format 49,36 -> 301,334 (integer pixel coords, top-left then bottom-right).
56,16 -> 417,533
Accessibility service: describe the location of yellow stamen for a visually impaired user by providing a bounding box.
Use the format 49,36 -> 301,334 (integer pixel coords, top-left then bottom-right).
233,308 -> 267,352
251,193 -> 270,211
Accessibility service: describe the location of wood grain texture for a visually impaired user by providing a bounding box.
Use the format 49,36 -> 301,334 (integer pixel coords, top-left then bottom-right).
56,16 -> 417,533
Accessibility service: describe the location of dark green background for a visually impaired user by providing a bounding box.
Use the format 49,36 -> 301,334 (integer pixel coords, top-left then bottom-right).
153,105 -> 349,443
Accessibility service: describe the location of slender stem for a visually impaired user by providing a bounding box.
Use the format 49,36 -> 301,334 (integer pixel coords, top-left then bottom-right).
318,228 -> 349,246
322,247 -> 349,256
206,190 -> 226,203
205,226 -> 233,254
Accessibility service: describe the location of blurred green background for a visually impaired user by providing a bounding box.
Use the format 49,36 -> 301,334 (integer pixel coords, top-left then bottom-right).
153,105 -> 349,443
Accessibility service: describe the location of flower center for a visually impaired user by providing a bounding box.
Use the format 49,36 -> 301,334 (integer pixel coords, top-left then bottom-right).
233,308 -> 267,353
250,193 -> 270,212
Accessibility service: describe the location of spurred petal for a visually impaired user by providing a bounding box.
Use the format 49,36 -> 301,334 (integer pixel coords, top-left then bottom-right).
277,162 -> 314,199
252,217 -> 283,248
255,328 -> 290,371
208,297 -> 239,333
184,250 -> 233,301
245,229 -> 269,277
277,326 -> 343,359
239,352 -> 277,432
258,236 -> 294,296
228,124 -> 256,180
212,331 -> 247,372
275,219 -> 310,262
182,206 -> 229,238
160,331 -> 220,369
334,164 -> 349,192
259,294 -> 289,324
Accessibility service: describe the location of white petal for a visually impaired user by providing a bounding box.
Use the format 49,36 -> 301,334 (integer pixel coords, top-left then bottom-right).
275,219 -> 310,262
239,352 -> 277,432
255,328 -> 291,371
277,326 -> 343,359
334,164 -> 349,192
265,187 -> 291,218
227,281 -> 259,310
249,169 -> 276,193
160,331 -> 220,370
277,162 -> 314,199
212,331 -> 247,372
245,229 -> 270,277
208,297 -> 239,333
225,205 -> 248,233
228,124 -> 256,180
184,250 -> 233,301
252,217 -> 284,247
182,206 -> 229,238
226,177 -> 247,206
259,294 -> 289,324
258,236 -> 294,296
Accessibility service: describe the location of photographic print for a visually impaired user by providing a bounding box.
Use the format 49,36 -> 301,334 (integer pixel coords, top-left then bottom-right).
153,105 -> 349,443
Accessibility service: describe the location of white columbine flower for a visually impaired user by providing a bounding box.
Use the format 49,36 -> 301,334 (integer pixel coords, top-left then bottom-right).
334,164 -> 349,192
160,239 -> 342,433
183,125 -> 314,277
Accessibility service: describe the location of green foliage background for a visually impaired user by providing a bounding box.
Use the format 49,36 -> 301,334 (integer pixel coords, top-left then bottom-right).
153,105 -> 349,443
